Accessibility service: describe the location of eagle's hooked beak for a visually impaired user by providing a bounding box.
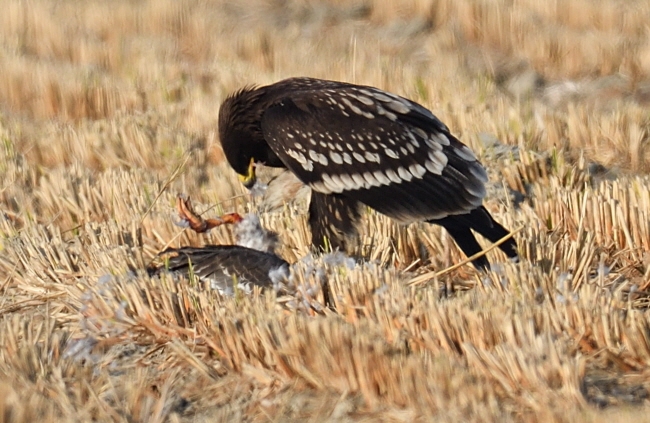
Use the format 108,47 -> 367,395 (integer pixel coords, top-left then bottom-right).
238,158 -> 257,189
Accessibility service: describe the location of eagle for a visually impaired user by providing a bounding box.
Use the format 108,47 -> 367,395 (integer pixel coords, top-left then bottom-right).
218,77 -> 518,269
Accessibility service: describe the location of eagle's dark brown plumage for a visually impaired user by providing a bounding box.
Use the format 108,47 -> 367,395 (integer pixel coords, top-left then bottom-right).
218,77 -> 518,269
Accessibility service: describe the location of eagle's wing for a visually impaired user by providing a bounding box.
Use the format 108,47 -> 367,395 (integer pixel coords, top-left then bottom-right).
259,81 -> 487,224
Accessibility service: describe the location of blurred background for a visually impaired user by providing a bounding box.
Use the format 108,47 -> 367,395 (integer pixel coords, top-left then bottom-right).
1,0 -> 649,175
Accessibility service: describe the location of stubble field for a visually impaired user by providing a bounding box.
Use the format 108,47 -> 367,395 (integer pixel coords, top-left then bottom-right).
1,0 -> 650,421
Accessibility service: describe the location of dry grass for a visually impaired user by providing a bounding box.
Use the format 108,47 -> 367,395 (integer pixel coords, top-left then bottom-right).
1,0 -> 650,421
